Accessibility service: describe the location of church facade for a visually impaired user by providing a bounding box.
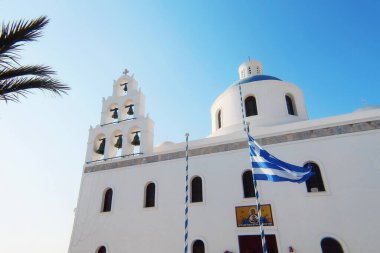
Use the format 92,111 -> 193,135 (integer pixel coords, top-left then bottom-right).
68,60 -> 380,253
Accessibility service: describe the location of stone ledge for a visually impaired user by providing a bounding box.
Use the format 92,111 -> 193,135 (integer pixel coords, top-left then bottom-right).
84,120 -> 380,173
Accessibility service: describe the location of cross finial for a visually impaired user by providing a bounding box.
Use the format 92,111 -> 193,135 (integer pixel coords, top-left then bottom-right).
123,68 -> 129,75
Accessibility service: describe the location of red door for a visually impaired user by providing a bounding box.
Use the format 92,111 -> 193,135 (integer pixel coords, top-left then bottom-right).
238,235 -> 278,253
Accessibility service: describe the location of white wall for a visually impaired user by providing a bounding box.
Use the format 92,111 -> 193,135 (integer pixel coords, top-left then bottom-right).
69,126 -> 380,253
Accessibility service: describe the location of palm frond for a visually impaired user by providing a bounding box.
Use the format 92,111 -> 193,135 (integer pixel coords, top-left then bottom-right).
0,65 -> 55,80
0,16 -> 49,66
0,76 -> 70,102
0,16 -> 70,103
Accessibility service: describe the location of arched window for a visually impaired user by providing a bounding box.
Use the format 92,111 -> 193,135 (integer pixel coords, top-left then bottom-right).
192,240 -> 205,253
191,176 -> 203,203
102,188 -> 113,212
245,96 -> 258,117
305,162 -> 325,192
242,170 -> 255,198
145,182 -> 156,208
285,95 -> 296,115
248,67 -> 252,75
112,133 -> 123,158
217,110 -> 222,129
321,237 -> 344,253
97,246 -> 106,253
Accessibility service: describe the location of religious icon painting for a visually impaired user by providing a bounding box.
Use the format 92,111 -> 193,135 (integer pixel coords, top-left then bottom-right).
235,205 -> 274,227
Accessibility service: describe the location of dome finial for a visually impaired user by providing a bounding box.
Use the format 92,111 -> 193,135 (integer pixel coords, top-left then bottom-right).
238,59 -> 263,80
123,68 -> 129,75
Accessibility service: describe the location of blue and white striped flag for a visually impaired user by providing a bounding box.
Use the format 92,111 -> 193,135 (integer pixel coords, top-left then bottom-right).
249,135 -> 314,183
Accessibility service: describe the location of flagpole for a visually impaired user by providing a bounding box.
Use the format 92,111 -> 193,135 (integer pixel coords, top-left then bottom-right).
184,133 -> 190,253
238,83 -> 268,253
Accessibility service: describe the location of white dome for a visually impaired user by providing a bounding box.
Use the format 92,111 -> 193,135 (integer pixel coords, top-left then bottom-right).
210,61 -> 308,136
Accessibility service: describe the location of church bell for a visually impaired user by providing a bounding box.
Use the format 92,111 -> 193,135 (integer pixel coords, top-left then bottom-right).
131,131 -> 140,146
96,138 -> 106,155
120,82 -> 128,92
126,104 -> 134,115
110,108 -> 118,119
114,135 -> 123,149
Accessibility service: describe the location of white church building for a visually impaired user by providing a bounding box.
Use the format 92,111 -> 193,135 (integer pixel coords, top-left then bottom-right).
68,60 -> 380,253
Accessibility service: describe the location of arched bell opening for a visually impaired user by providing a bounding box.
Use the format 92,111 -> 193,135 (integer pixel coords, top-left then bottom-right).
119,80 -> 128,95
128,126 -> 141,155
123,99 -> 135,121
108,103 -> 119,123
109,130 -> 123,159
93,134 -> 106,161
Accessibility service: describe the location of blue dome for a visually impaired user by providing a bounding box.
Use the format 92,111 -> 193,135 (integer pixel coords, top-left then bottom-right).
233,75 -> 282,86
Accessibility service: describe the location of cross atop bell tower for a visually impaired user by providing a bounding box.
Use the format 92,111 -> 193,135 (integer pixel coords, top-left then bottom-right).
85,68 -> 154,163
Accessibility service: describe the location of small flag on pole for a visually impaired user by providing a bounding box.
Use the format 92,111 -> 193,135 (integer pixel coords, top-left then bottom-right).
248,135 -> 314,183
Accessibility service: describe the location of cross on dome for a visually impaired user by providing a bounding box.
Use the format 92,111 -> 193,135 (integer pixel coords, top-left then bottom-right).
123,69 -> 129,75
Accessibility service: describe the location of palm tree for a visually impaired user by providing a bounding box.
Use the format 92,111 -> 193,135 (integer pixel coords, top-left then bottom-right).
0,16 -> 69,102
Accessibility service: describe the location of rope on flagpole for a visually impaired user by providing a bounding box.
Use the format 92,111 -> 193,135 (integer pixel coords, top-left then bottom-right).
238,82 -> 247,132
237,83 -> 268,253
184,133 -> 190,253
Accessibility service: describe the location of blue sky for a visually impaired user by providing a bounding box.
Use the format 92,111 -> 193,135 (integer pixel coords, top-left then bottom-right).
0,1 -> 379,252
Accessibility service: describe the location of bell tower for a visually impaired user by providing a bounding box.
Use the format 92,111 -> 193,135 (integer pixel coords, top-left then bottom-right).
85,68 -> 154,163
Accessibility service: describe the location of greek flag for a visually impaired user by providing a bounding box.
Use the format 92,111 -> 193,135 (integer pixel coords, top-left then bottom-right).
249,135 -> 314,183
